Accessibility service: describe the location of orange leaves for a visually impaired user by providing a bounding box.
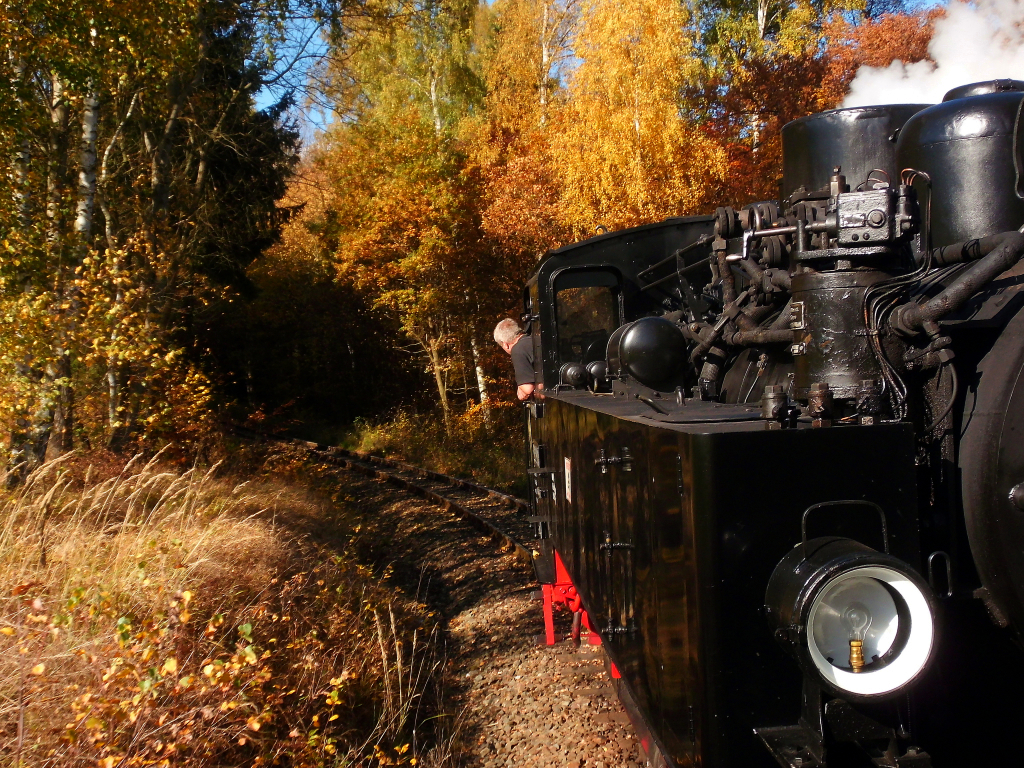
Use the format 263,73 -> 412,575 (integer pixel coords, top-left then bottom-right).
477,130 -> 571,261
820,9 -> 941,106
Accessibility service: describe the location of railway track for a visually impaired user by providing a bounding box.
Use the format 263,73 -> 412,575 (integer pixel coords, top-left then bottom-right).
273,438 -> 647,767
289,440 -> 536,564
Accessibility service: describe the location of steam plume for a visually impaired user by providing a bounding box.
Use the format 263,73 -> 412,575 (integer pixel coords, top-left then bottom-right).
843,0 -> 1024,107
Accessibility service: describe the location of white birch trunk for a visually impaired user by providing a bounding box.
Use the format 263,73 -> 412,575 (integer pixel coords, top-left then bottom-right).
16,138 -> 31,227
11,58 -> 31,226
757,0 -> 770,40
429,70 -> 443,137
470,333 -> 491,424
99,91 -> 139,249
46,75 -> 67,243
74,87 -> 100,237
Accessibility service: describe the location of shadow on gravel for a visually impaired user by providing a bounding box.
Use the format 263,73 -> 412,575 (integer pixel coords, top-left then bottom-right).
277,460 -> 541,762
264,452 -> 643,768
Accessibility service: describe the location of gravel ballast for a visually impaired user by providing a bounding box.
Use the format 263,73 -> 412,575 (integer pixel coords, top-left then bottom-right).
314,456 -> 646,767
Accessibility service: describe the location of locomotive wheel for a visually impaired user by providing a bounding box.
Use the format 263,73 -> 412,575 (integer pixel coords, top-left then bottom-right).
960,304 -> 1024,640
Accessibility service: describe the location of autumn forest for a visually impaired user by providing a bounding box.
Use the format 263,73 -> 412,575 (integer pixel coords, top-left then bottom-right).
0,0 -> 953,764
0,0 -> 939,467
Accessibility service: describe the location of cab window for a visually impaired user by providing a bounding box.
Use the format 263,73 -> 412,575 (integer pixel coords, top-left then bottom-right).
553,270 -> 620,365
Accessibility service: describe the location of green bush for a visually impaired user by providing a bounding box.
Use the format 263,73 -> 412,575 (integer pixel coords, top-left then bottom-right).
342,403 -> 527,496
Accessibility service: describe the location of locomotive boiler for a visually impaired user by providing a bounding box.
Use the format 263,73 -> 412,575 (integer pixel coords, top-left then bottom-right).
523,79 -> 1024,767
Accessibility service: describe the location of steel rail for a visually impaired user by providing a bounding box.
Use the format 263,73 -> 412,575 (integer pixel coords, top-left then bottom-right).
326,445 -> 531,513
288,439 -> 535,566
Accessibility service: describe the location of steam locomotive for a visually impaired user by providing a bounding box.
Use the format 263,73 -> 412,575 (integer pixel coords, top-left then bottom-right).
523,79 -> 1024,767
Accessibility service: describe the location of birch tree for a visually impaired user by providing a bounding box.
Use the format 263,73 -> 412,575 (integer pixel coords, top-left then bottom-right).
315,0 -> 490,432
0,0 -> 314,463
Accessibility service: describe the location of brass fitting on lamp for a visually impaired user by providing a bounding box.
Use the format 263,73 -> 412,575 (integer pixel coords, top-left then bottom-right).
850,639 -> 865,673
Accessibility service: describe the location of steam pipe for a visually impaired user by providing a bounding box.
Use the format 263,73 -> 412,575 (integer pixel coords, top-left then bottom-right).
735,256 -> 790,292
689,288 -> 754,361
766,268 -> 792,291
722,297 -> 794,346
894,231 -> 1024,334
690,322 -> 727,363
717,249 -> 738,304
699,347 -> 728,385
723,328 -> 794,347
920,230 -> 1024,267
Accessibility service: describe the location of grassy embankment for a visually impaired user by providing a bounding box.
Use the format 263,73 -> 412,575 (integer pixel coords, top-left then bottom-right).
0,446 -> 455,767
326,405 -> 527,497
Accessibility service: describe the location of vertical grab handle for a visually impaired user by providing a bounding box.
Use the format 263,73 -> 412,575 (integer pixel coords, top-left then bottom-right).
1014,95 -> 1024,200
600,530 -> 636,637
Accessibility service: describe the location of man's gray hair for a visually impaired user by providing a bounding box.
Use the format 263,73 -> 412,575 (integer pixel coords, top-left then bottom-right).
493,318 -> 523,345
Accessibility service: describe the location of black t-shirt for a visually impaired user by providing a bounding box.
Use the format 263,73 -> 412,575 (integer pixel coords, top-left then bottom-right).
510,334 -> 535,387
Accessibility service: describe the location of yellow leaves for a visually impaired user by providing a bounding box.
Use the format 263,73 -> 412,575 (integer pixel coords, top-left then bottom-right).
160,657 -> 178,675
30,662 -> 45,676
0,627 -> 14,636
549,0 -> 727,235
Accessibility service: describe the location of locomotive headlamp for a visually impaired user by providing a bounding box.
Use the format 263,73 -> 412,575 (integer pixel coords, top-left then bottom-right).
766,536 -> 936,699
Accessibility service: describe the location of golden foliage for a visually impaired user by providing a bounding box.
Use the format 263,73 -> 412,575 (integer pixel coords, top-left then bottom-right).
549,0 -> 727,236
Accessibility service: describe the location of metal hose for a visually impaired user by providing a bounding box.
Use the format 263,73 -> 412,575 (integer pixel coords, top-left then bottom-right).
894,230 -> 1024,333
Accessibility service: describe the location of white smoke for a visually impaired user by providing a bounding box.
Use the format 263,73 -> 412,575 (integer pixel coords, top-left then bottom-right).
843,0 -> 1024,107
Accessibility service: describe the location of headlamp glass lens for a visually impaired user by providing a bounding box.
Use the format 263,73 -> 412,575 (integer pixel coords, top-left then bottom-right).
806,566 -> 934,697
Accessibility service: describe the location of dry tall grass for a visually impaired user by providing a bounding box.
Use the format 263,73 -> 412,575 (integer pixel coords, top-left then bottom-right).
0,452 -> 452,767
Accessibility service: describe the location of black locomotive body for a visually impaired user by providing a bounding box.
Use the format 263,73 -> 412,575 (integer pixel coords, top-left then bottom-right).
523,80 -> 1024,768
